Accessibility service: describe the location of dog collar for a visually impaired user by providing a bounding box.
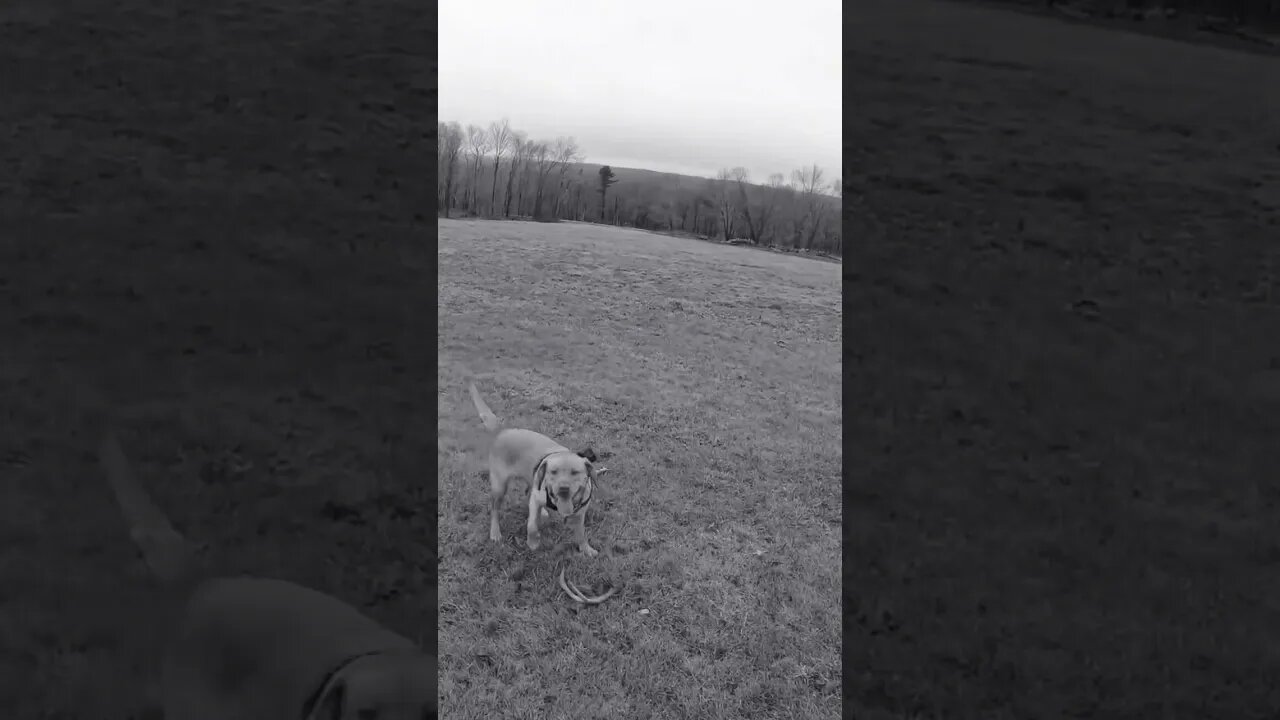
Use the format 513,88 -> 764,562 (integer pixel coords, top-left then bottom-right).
534,452 -> 557,491
536,451 -> 559,511
300,650 -> 384,719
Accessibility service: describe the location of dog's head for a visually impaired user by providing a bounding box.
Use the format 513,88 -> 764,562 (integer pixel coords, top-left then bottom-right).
533,447 -> 596,518
309,651 -> 436,720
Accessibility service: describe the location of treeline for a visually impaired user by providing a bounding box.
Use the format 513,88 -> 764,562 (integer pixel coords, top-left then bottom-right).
437,118 -> 843,256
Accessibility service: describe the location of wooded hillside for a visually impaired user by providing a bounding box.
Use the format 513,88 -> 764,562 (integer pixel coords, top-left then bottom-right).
437,119 -> 842,256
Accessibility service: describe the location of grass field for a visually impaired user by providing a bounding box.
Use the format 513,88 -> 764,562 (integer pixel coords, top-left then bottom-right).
0,1 -> 431,716
850,0 -> 1280,716
437,218 -> 842,719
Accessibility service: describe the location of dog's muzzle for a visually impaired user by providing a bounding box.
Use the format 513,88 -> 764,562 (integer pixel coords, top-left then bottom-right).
545,486 -> 588,517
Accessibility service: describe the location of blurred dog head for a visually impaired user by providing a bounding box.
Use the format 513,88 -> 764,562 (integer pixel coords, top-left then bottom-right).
532,448 -> 596,518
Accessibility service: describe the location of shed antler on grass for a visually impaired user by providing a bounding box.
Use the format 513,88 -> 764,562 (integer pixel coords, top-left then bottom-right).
558,568 -> 619,605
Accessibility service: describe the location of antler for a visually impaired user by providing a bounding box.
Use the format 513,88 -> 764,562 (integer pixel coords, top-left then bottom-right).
558,568 -> 619,605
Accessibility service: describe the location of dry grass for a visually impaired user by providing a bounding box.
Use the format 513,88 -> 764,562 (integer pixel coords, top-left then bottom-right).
437,218 -> 842,719
0,1 -> 431,716
850,0 -> 1280,717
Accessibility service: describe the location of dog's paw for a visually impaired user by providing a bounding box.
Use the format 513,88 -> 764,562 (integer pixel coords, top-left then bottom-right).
580,544 -> 599,558
526,534 -> 542,551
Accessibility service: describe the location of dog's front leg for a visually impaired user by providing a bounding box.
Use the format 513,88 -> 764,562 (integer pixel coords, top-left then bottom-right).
525,491 -> 544,551
568,510 -> 598,557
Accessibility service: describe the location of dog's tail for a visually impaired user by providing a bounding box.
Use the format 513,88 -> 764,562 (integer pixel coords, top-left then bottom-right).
99,428 -> 198,587
468,383 -> 502,433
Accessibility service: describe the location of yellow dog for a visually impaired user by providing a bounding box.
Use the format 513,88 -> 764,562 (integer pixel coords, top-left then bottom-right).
98,428 -> 435,719
469,383 -> 602,556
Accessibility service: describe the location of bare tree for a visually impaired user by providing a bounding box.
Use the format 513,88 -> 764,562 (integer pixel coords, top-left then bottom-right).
527,141 -> 552,219
516,139 -> 540,217
570,168 -> 587,220
660,199 -> 675,231
550,137 -> 581,219
488,118 -> 513,215
438,121 -> 465,218
791,164 -> 828,249
713,170 -> 739,242
530,138 -> 576,220
689,192 -> 711,235
503,131 -> 527,218
756,173 -> 792,245
436,121 -> 449,211
727,167 -> 775,244
465,124 -> 489,215
630,186 -> 654,228
825,177 -> 843,253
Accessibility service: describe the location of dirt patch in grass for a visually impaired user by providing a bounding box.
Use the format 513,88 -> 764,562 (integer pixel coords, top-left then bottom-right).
850,0 -> 1280,717
438,219 -> 842,719
0,1 -> 432,716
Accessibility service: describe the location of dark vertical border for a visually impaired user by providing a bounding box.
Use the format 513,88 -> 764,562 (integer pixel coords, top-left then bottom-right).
840,82 -> 859,720
426,0 -> 441,704
0,0 -> 437,714
847,1 -> 1280,718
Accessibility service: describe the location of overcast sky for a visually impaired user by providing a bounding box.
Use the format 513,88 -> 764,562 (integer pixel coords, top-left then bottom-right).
439,0 -> 841,183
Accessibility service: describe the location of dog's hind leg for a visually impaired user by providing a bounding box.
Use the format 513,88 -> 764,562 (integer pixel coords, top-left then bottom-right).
488,463 -> 507,543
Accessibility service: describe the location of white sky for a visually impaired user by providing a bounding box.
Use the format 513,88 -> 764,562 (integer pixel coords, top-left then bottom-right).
438,0 -> 841,183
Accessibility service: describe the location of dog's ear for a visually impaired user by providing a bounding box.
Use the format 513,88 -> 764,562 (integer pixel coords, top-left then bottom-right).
533,457 -> 550,491
308,676 -> 346,720
576,446 -> 597,463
